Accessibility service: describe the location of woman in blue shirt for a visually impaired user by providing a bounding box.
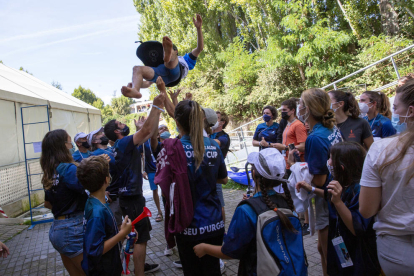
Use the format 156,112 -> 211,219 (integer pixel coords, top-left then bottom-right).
40,129 -> 89,276
252,105 -> 279,150
296,142 -> 380,275
359,91 -> 396,139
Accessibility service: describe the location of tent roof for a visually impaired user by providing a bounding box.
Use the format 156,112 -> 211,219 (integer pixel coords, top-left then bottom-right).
0,64 -> 101,115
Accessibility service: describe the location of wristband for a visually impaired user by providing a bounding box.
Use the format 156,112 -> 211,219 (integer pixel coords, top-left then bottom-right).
308,186 -> 315,195
152,104 -> 165,112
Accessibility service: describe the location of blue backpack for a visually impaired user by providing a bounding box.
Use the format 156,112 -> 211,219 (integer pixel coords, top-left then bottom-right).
239,197 -> 308,276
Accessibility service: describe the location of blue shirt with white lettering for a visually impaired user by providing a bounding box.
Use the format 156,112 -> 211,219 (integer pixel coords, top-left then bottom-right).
363,113 -> 396,138
253,122 -> 279,150
178,135 -> 227,241
72,150 -> 90,163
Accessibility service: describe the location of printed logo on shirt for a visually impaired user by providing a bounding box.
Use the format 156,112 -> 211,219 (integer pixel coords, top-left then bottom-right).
348,130 -> 356,139
119,187 -> 127,193
52,174 -> 60,186
182,220 -> 225,236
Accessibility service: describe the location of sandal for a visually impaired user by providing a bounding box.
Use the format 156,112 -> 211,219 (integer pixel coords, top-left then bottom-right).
155,213 -> 163,222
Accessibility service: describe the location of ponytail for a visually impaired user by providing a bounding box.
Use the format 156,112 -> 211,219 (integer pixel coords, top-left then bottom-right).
363,91 -> 392,119
175,100 -> 205,170
328,90 -> 360,118
302,88 -> 336,129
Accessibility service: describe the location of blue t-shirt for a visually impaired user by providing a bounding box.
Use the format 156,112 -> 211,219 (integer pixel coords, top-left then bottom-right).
112,135 -> 142,197
363,113 -> 396,138
82,197 -> 122,276
44,163 -> 88,218
210,131 -> 230,158
89,148 -> 115,163
72,150 -> 90,163
305,123 -> 342,179
138,139 -> 162,173
253,122 -> 279,150
178,135 -> 227,241
183,53 -> 197,70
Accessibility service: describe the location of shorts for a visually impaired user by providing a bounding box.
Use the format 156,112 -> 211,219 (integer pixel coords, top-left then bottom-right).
149,63 -> 180,85
314,196 -> 329,231
216,184 -> 225,207
49,212 -> 84,258
148,172 -> 157,191
108,198 -> 123,226
119,195 -> 152,244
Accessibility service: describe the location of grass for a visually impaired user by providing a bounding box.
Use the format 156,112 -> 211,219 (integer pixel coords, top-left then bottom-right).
222,179 -> 248,191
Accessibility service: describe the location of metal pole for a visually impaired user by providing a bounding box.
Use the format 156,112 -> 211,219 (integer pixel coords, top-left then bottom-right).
240,129 -> 249,159
20,107 -> 33,225
333,83 -> 337,90
390,57 -> 401,79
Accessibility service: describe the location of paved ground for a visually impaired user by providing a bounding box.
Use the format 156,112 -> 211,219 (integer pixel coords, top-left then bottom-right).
0,182 -> 322,275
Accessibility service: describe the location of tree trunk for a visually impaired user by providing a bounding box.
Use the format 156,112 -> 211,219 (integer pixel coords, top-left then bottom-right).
379,0 -> 400,36
298,65 -> 306,83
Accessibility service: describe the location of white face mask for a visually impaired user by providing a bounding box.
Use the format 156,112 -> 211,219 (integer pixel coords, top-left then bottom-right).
330,102 -> 340,113
358,102 -> 370,114
327,160 -> 334,177
211,121 -> 220,130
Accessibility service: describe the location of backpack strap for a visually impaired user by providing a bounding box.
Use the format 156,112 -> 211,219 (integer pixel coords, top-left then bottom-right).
237,194 -> 290,215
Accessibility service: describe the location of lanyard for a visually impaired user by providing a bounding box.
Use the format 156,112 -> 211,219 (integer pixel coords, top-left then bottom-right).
369,114 -> 379,130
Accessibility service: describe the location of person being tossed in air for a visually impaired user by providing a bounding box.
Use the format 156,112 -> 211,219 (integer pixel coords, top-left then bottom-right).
121,14 -> 204,99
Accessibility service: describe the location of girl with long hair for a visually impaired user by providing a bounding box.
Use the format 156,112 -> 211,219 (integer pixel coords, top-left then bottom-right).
193,149 -> 305,276
297,142 -> 380,275
173,100 -> 228,276
359,91 -> 396,139
291,88 -> 342,276
41,129 -> 88,276
328,90 -> 374,148
359,79 -> 414,275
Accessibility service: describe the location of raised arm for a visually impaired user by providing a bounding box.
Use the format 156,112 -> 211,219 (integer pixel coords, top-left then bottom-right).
133,77 -> 166,146
191,14 -> 204,57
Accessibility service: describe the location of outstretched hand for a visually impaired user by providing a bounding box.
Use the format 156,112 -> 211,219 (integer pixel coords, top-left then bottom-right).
184,92 -> 193,101
154,77 -> 166,109
193,14 -> 202,29
134,117 -> 146,131
168,89 -> 182,100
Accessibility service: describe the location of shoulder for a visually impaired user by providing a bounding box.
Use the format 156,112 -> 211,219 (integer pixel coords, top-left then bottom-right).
370,136 -> 395,152
255,123 -> 266,130
117,135 -> 134,147
85,199 -> 106,219
272,122 -> 279,129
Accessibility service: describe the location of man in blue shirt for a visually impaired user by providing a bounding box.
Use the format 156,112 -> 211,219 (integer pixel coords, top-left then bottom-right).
103,78 -> 166,276
121,14 -> 204,99
72,132 -> 90,162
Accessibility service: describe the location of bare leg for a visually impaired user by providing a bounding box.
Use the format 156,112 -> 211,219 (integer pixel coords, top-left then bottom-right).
61,253 -> 85,276
317,226 -> 329,276
163,36 -> 179,69
121,66 -> 155,99
133,242 -> 147,276
142,81 -> 154,89
304,208 -> 309,224
153,189 -> 162,217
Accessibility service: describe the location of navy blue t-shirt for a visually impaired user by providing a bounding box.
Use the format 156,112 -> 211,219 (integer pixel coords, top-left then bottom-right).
210,131 -> 230,158
72,150 -> 90,163
138,139 -> 162,173
253,122 -> 279,150
112,135 -> 142,197
44,163 -> 88,218
90,148 -> 117,194
363,113 -> 396,138
178,135 -> 227,241
82,197 -> 122,276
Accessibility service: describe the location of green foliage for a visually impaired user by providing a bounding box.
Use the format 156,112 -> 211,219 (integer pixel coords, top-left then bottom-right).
51,81 -> 62,90
19,66 -> 32,75
72,86 -> 101,106
111,96 -> 134,116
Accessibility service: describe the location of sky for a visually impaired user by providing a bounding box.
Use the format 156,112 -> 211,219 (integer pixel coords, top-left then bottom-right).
0,0 -> 150,105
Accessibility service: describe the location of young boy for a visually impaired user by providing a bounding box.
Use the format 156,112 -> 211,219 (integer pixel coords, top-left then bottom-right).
121,14 -> 204,99
77,156 -> 133,276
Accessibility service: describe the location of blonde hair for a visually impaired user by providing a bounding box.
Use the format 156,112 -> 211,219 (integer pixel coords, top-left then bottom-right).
175,100 -> 205,170
301,88 -> 336,129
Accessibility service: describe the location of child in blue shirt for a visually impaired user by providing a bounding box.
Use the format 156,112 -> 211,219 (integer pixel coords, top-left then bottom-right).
76,156 -> 133,276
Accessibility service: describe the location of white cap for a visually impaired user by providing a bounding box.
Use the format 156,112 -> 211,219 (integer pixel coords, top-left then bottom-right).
202,107 -> 218,126
87,127 -> 104,147
74,132 -> 88,143
247,148 -> 286,181
158,124 -> 168,129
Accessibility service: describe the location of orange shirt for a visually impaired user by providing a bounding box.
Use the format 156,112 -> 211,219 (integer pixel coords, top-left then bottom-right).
282,119 -> 307,169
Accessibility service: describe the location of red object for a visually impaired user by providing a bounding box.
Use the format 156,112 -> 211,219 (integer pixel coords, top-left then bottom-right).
131,207 -> 152,226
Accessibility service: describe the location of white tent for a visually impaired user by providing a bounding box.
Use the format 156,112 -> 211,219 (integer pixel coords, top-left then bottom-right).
0,64 -> 102,207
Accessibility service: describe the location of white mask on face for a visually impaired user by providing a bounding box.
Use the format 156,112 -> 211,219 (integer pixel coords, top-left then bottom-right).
211,121 -> 220,131
358,102 -> 370,114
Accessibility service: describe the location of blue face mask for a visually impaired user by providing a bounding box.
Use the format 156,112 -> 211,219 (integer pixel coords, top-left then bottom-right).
69,142 -> 76,155
392,113 -> 400,128
160,132 -> 171,139
263,114 -> 272,122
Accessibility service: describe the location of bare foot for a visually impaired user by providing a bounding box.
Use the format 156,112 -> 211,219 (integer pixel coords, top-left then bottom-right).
163,36 -> 173,63
121,85 -> 142,99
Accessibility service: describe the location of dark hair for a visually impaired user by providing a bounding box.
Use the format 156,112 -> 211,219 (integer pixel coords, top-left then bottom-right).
175,100 -> 205,170
76,156 -> 109,193
217,111 -> 229,129
40,129 -> 74,190
398,73 -> 414,87
328,90 -> 360,118
173,44 -> 178,52
281,98 -> 298,115
363,91 -> 392,119
262,105 -> 278,120
330,142 -> 366,187
104,119 -> 118,142
251,164 -> 296,232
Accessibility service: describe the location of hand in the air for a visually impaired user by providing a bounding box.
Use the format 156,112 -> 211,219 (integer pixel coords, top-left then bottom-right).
168,89 -> 182,100
183,92 -> 193,101
193,14 -> 202,29
156,76 -> 166,93
134,117 -> 146,131
154,77 -> 166,109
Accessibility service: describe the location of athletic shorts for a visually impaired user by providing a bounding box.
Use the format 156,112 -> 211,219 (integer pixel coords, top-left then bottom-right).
49,212 -> 84,258
216,184 -> 225,207
148,172 -> 157,191
149,63 -> 180,85
314,196 -> 329,231
108,198 -> 123,226
119,195 -> 152,244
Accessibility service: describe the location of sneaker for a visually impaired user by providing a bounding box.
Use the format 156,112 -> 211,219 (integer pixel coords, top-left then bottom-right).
164,247 -> 174,256
302,223 -> 310,236
173,260 -> 182,268
220,259 -> 226,274
144,263 -> 160,273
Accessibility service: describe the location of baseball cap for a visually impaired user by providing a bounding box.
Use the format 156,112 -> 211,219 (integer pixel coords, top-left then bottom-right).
202,107 -> 218,126
74,132 -> 88,143
247,148 -> 286,181
87,127 -> 104,147
158,124 -> 168,130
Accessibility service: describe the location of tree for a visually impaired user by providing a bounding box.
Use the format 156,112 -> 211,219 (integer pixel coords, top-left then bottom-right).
19,67 -> 32,75
51,81 -> 62,90
111,96 -> 133,116
72,86 -> 101,106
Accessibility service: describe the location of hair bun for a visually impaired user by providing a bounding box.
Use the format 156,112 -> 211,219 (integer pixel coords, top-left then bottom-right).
324,111 -> 334,119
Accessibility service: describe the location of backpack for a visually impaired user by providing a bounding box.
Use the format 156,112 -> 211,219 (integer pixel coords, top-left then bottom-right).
239,197 -> 308,276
